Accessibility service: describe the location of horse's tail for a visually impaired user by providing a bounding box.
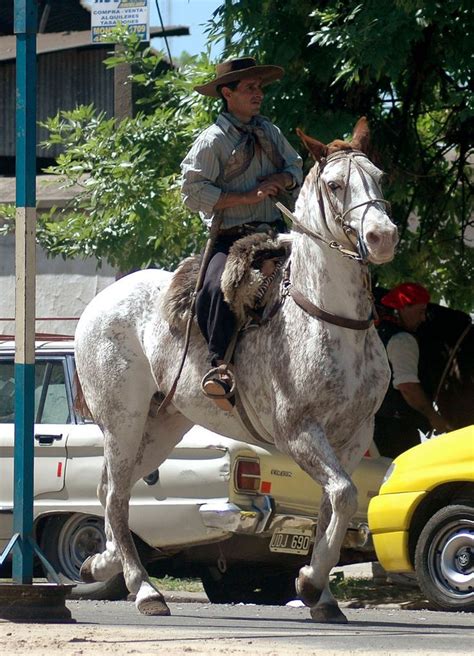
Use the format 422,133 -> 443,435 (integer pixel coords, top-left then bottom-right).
73,369 -> 93,420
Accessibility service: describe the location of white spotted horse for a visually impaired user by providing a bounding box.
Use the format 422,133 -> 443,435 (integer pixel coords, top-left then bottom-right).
74,118 -> 398,622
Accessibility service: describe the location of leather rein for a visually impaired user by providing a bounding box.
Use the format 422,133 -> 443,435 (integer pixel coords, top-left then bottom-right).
277,150 -> 390,331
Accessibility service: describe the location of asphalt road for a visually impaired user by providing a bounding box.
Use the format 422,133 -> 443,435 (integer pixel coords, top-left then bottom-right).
2,599 -> 472,656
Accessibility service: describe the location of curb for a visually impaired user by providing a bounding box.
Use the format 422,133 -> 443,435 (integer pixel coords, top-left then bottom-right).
128,590 -> 210,604
154,591 -> 430,610
160,590 -> 210,604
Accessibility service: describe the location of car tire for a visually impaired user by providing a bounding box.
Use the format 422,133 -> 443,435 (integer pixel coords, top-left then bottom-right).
414,502 -> 474,612
39,514 -> 128,601
201,565 -> 296,605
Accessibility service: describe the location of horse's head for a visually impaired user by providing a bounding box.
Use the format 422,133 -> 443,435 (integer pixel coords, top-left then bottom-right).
297,118 -> 398,265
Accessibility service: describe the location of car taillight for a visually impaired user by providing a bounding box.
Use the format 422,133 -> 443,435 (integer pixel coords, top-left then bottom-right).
235,458 -> 261,492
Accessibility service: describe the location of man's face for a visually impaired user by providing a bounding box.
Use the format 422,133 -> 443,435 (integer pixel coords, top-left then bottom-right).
224,77 -> 264,121
398,303 -> 428,332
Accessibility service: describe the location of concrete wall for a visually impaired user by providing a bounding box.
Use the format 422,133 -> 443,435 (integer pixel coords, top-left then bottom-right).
0,234 -> 115,337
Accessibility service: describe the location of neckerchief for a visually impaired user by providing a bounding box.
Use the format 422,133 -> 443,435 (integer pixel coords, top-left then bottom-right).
222,113 -> 285,183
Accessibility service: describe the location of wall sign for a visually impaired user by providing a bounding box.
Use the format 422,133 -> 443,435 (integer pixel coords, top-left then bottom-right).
90,0 -> 150,44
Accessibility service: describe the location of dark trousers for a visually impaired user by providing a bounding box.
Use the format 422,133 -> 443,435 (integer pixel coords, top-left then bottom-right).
373,415 -> 429,459
196,219 -> 287,367
196,235 -> 237,367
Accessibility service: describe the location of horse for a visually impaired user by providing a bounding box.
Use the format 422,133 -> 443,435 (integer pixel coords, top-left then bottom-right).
74,117 -> 398,623
418,303 -> 473,430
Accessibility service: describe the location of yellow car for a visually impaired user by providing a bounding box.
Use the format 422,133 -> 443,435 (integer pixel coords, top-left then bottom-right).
369,425 -> 474,611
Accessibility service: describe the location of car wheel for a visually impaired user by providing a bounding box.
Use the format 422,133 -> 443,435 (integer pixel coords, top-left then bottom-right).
414,503 -> 474,612
39,514 -> 128,601
201,565 -> 296,605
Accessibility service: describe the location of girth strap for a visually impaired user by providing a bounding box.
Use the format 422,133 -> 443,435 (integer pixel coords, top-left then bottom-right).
289,287 -> 373,331
233,388 -> 274,445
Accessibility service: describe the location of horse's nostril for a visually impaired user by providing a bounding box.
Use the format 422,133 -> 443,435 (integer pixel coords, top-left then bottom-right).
365,231 -> 380,245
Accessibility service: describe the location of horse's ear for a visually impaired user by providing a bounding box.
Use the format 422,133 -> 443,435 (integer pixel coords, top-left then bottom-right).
351,117 -> 370,153
296,128 -> 328,161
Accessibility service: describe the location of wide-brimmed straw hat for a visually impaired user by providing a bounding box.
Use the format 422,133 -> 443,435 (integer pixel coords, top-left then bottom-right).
194,56 -> 284,98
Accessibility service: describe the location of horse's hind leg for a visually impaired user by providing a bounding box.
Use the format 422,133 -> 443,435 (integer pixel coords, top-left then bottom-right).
102,406 -> 192,616
80,461 -> 123,583
81,366 -> 193,615
130,409 -> 193,615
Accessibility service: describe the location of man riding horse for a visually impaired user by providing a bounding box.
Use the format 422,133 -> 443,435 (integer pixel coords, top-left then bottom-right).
74,95 -> 398,619
180,56 -> 303,411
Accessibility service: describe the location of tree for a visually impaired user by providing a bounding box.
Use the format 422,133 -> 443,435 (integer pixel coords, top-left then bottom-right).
1,8 -> 471,309
2,29 -> 219,272
208,0 -> 473,310
37,103 -> 204,272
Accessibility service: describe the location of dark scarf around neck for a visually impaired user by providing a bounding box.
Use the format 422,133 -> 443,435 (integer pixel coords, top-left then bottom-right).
222,113 -> 285,183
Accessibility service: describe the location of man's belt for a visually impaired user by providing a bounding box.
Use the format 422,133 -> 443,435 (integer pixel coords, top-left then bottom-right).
219,219 -> 287,238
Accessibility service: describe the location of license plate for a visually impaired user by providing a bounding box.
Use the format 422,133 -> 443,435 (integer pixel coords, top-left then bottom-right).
269,528 -> 312,555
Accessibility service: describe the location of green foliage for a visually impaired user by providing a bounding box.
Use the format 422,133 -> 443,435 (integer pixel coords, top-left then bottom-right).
38,28 -> 217,272
35,15 -> 473,309
150,576 -> 204,592
209,0 -> 474,310
0,203 -> 15,235
329,575 -> 426,603
40,105 -> 202,270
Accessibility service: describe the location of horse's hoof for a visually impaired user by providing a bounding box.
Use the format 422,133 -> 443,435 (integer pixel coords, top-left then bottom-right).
295,574 -> 322,608
310,602 -> 348,624
80,555 -> 97,583
136,592 -> 171,616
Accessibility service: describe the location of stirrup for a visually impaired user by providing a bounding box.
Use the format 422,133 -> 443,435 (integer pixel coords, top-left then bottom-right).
201,364 -> 236,412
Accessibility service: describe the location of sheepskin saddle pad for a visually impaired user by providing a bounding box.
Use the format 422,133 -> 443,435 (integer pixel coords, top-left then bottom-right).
164,233 -> 290,327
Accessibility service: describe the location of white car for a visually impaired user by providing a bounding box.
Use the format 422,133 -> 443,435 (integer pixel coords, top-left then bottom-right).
0,339 -> 390,603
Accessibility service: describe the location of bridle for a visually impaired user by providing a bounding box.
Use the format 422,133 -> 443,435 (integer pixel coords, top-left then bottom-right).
284,149 -> 391,264
278,149 -> 391,330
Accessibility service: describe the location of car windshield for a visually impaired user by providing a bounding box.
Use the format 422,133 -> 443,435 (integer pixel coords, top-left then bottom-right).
0,359 -> 70,424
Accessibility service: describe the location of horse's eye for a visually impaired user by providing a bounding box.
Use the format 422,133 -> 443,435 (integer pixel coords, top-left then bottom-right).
327,181 -> 340,191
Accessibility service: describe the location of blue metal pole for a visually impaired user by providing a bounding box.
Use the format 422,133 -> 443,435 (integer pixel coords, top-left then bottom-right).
12,0 -> 37,583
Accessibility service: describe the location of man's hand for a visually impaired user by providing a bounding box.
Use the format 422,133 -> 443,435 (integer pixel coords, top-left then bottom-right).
258,172 -> 294,191
214,181 -> 280,209
253,173 -> 294,202
429,412 -> 451,434
397,382 -> 452,433
213,173 -> 293,210
252,179 -> 281,203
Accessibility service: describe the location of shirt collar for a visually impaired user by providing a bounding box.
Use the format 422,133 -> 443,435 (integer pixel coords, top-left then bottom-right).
216,112 -> 266,134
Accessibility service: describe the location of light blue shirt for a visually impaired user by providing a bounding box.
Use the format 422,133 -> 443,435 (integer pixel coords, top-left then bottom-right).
180,113 -> 303,229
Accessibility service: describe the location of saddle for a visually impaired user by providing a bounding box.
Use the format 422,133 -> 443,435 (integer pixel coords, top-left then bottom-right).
164,232 -> 291,328
163,233 -> 290,443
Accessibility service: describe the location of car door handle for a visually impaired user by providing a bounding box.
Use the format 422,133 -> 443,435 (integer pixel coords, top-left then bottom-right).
34,434 -> 63,445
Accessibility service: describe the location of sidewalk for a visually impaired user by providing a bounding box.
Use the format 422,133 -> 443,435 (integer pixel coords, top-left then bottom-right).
331,562 -> 374,579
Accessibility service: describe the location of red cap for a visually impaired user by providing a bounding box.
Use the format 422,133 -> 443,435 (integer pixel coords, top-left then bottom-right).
381,283 -> 430,310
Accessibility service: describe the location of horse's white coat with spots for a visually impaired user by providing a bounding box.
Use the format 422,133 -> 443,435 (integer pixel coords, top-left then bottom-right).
75,120 -> 398,621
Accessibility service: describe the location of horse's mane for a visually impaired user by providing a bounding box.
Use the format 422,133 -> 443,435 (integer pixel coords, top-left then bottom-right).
326,140 -> 355,155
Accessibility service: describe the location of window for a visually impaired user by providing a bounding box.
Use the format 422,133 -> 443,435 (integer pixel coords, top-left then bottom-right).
0,363 -> 15,422
0,359 -> 70,424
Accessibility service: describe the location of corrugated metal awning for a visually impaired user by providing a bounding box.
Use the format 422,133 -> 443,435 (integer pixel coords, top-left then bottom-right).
0,26 -> 189,62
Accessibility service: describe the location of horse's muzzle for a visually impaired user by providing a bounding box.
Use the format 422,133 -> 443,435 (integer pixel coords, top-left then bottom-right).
364,221 -> 398,263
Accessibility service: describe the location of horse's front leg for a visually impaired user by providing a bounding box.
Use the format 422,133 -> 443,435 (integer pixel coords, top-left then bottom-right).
304,494 -> 349,623
276,420 -> 358,622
